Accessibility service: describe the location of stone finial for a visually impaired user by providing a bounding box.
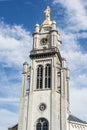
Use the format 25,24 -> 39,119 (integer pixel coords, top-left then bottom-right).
52,21 -> 56,29
62,58 -> 66,68
35,24 -> 39,32
23,61 -> 29,73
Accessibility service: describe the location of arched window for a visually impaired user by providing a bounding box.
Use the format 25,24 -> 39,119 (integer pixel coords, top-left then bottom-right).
43,122 -> 48,130
37,65 -> 43,89
36,123 -> 41,130
36,118 -> 48,130
45,64 -> 51,88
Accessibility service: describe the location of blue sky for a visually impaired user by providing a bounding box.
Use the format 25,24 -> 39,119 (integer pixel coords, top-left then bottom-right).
0,0 -> 87,130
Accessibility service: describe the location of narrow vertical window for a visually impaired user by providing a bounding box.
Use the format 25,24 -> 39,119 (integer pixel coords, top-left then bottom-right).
36,123 -> 41,130
37,65 -> 43,89
45,64 -> 51,88
43,122 -> 48,130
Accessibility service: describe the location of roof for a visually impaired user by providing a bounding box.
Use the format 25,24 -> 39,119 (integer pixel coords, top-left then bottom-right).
68,114 -> 87,124
8,124 -> 18,130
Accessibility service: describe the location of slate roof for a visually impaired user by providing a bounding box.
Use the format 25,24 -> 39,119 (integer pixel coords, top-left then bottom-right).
8,124 -> 18,130
68,114 -> 87,124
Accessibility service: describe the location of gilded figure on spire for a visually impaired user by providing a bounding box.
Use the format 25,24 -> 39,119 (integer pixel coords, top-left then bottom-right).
42,6 -> 52,25
44,6 -> 50,20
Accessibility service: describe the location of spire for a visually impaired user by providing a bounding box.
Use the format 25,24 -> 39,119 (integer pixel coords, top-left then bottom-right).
42,6 -> 52,25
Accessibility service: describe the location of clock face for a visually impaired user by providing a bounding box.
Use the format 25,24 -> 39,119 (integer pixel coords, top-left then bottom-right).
40,38 -> 48,45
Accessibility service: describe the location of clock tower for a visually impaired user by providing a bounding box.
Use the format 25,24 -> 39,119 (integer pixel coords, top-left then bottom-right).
18,6 -> 70,130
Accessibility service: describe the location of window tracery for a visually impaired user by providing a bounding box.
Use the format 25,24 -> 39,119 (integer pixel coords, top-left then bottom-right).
36,118 -> 48,130
37,63 -> 51,89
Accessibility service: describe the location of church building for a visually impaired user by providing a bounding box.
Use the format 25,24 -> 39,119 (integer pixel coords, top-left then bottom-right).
8,7 -> 87,130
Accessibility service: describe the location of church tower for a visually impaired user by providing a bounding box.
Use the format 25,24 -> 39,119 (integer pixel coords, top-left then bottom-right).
18,6 -> 70,130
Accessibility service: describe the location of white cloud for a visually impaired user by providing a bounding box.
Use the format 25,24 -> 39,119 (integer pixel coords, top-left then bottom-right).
70,87 -> 87,121
0,21 -> 32,67
0,109 -> 18,130
70,74 -> 87,90
0,21 -> 32,130
0,2 -> 87,130
53,0 -> 87,31
77,32 -> 87,39
53,0 -> 87,121
60,30 -> 87,72
0,97 -> 19,102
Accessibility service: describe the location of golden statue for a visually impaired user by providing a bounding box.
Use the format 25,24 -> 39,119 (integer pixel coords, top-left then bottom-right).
42,6 -> 52,25
44,6 -> 50,20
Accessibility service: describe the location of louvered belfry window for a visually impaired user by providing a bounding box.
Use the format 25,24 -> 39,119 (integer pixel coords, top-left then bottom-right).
45,64 -> 51,88
37,65 -> 43,89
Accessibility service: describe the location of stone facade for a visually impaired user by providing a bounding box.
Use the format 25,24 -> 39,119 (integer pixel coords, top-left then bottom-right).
8,7 -> 87,130
17,7 -> 69,130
